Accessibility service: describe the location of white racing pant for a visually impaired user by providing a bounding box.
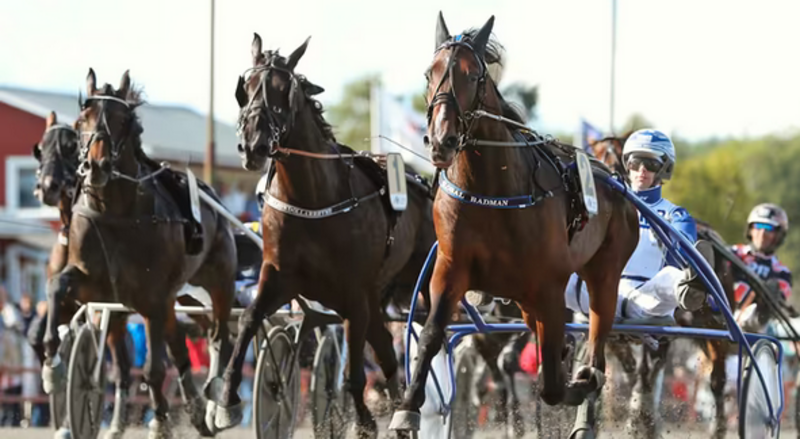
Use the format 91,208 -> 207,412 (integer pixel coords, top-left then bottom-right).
564,267 -> 684,321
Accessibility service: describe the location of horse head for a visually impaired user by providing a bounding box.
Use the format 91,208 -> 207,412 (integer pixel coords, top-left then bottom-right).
33,111 -> 80,207
587,131 -> 632,177
423,13 -> 508,168
76,68 -> 143,188
235,33 -> 325,171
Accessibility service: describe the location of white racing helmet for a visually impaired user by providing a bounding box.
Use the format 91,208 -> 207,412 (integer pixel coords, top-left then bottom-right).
746,203 -> 789,250
622,128 -> 677,181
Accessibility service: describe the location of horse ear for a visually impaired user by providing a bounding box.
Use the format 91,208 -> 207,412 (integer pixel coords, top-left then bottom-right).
118,70 -> 131,98
472,15 -> 495,59
304,80 -> 324,96
86,68 -> 97,96
252,33 -> 263,65
235,76 -> 248,107
436,11 -> 451,50
288,77 -> 304,111
286,36 -> 310,71
46,111 -> 57,128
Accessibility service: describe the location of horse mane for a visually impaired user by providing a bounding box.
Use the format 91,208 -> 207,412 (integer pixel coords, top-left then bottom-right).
458,28 -> 526,126
262,50 -> 336,143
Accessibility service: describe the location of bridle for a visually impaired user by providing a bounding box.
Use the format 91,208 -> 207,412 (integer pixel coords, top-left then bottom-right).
77,94 -> 167,185
424,35 -> 488,151
237,59 -> 300,160
38,124 -> 81,190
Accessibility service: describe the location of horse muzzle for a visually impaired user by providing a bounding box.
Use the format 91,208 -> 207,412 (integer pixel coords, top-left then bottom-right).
35,175 -> 63,206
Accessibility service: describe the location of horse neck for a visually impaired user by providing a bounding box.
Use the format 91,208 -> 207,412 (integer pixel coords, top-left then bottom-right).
449,118 -> 532,197
272,112 -> 349,207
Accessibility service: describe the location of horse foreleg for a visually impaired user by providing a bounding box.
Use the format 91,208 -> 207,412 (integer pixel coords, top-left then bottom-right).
143,311 -> 171,439
344,297 -> 379,439
104,315 -> 132,439
160,303 -> 213,438
42,265 -> 86,395
210,263 -> 287,432
389,259 -> 466,432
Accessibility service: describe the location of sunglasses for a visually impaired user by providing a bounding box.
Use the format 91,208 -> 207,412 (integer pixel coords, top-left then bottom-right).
627,157 -> 662,173
753,223 -> 777,232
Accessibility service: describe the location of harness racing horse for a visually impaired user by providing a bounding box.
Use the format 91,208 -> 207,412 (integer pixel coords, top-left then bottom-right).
32,111 -> 216,438
588,131 -> 800,438
40,69 -> 238,439
389,14 -> 640,439
206,34 -> 436,438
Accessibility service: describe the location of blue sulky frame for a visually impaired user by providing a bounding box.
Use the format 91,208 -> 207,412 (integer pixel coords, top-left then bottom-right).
403,173 -> 784,433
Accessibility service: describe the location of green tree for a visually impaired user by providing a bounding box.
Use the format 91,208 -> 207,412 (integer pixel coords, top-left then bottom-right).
620,113 -> 653,133
326,74 -> 381,151
502,82 -> 539,123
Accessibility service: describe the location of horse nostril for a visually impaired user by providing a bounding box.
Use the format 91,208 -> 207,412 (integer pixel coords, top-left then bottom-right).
81,161 -> 91,173
423,135 -> 431,147
237,143 -> 245,154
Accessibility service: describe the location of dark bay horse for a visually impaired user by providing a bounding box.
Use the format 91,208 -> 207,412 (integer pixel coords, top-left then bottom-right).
206,34 -> 436,438
41,69 -> 237,438
32,111 -> 215,438
389,13 -> 640,438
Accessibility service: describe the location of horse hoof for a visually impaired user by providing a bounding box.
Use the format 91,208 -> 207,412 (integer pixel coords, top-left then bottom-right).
42,359 -> 67,395
53,427 -> 71,439
388,410 -> 421,432
147,417 -> 171,439
565,366 -> 605,405
186,396 -> 214,437
204,400 -> 218,435
214,402 -> 243,431
569,424 -> 595,439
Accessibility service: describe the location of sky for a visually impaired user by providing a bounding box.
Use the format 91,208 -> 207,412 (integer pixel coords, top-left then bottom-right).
2,0 -> 799,141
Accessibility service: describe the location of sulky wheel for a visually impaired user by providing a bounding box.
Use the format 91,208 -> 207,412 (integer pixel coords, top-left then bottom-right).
66,324 -> 107,439
739,339 -> 781,439
253,325 -> 301,438
310,326 -> 354,439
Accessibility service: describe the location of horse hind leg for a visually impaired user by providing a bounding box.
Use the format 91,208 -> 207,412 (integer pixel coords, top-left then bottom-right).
708,341 -> 728,439
626,342 -> 669,438
104,315 -> 133,439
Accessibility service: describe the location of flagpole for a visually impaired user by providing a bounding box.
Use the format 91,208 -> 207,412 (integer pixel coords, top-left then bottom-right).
609,0 -> 617,134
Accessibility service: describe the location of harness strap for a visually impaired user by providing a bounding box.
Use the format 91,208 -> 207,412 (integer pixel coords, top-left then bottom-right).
264,188 -> 385,219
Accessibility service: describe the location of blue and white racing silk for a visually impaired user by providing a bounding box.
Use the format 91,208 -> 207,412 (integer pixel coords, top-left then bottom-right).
620,185 -> 697,292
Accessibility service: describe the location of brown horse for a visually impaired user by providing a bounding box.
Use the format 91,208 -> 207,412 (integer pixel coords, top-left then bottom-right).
206,34 -> 436,438
389,13 -> 640,438
32,110 -> 215,438
41,69 -> 237,439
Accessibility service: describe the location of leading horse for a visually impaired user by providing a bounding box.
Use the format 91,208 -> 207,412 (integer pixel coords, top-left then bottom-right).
389,13 -> 640,439
41,70 -> 238,439
206,34 -> 436,438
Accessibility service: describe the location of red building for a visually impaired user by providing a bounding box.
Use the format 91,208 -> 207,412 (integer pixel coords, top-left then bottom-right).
0,86 -> 255,303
